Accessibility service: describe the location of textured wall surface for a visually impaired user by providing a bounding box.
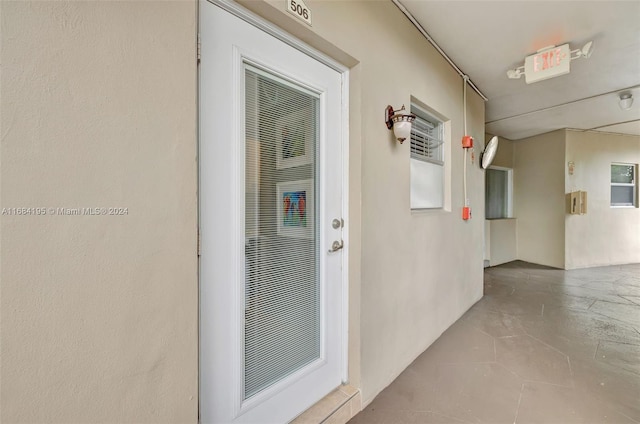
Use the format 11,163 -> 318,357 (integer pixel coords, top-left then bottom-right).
488,219 -> 517,266
1,1 -> 198,422
565,130 -> 640,269
514,130 -> 566,269
1,0 -> 486,419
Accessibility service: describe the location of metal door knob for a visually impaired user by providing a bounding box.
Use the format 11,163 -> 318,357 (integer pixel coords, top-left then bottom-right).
328,240 -> 344,253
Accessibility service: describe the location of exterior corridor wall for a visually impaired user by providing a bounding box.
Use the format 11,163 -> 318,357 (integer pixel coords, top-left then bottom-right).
240,0 -> 486,405
1,1 -> 198,422
565,130 -> 640,269
514,130 -> 566,269
1,0 -> 485,420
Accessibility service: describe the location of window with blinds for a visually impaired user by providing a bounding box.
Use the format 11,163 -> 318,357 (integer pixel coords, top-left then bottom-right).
244,65 -> 320,399
410,107 -> 444,165
410,102 -> 446,209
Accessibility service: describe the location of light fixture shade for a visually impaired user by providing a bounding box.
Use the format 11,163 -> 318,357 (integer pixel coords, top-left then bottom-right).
481,136 -> 499,169
390,107 -> 415,143
393,120 -> 412,143
619,93 -> 634,110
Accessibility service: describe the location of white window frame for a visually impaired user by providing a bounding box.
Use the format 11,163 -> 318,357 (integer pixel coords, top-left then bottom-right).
610,162 -> 637,208
409,101 -> 447,210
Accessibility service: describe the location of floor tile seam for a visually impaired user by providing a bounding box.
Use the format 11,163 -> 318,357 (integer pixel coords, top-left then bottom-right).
593,298 -> 640,308
468,324 -> 499,340
596,339 -> 640,347
494,361 -> 525,382
521,332 -> 570,358
355,407 -> 472,423
475,309 -> 530,323
619,295 -> 640,306
538,291 -> 603,303
511,383 -> 525,424
436,360 -> 498,366
493,337 -> 497,362
484,306 -> 532,317
587,309 -> 640,329
611,282 -> 640,290
409,408 -> 474,424
582,286 -> 640,295
541,303 -> 606,315
615,409 -> 640,424
521,379 -> 575,389
581,278 -> 622,284
612,275 -> 630,284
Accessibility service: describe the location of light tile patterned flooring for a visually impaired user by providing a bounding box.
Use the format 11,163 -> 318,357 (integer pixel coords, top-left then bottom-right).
349,261 -> 640,424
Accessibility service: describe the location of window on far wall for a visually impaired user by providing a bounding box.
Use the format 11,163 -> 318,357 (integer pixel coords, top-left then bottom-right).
611,163 -> 637,207
410,103 -> 445,209
485,167 -> 513,219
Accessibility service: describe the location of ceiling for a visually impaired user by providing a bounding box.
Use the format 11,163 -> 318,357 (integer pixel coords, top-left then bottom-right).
398,0 -> 640,140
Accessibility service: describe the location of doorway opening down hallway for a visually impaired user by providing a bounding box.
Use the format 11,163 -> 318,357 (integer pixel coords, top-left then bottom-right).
350,261 -> 640,424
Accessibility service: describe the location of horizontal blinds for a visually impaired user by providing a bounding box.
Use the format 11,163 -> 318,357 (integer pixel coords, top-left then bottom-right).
244,65 -> 320,399
410,114 -> 444,165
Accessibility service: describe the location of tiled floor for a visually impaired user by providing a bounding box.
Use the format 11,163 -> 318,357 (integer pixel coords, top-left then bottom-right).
349,261 -> 640,424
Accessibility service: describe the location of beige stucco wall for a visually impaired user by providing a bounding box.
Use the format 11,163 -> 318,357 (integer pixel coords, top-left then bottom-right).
514,130 -> 565,269
565,130 -> 640,269
240,0 -> 486,405
1,1 -> 198,422
487,219 -> 517,266
2,0 -> 485,419
486,134 -> 515,169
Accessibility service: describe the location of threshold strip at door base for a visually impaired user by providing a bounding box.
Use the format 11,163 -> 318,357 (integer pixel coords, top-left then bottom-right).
291,384 -> 361,424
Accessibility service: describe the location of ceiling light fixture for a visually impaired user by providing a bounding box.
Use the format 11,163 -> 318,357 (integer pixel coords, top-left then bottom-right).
619,93 -> 634,110
507,41 -> 593,84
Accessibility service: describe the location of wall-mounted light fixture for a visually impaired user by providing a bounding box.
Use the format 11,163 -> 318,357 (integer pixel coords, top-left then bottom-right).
385,105 -> 415,144
507,41 -> 593,84
619,93 -> 634,110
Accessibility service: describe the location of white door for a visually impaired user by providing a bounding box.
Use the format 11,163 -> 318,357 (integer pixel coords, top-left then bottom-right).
199,1 -> 347,423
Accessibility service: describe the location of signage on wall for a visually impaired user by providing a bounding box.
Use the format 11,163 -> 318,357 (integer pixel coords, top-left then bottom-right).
524,44 -> 571,84
287,0 -> 312,26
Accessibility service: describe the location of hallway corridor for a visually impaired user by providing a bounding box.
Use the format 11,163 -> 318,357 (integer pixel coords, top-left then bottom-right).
350,261 -> 640,424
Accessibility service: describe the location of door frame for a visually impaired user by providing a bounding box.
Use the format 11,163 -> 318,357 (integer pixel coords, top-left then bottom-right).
198,0 -> 351,416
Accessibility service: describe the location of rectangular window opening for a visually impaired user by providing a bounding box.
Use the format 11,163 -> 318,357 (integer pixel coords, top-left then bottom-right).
410,102 -> 446,210
610,163 -> 637,208
485,167 -> 513,219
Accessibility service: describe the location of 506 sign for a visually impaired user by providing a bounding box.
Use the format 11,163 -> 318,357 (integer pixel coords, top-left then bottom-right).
287,0 -> 312,26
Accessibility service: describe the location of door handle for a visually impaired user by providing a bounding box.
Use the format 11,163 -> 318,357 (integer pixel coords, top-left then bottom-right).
328,240 -> 344,253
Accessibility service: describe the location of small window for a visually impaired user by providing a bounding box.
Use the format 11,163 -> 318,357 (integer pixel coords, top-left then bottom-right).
485,167 -> 513,219
410,103 -> 445,209
410,110 -> 444,165
611,163 -> 637,207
